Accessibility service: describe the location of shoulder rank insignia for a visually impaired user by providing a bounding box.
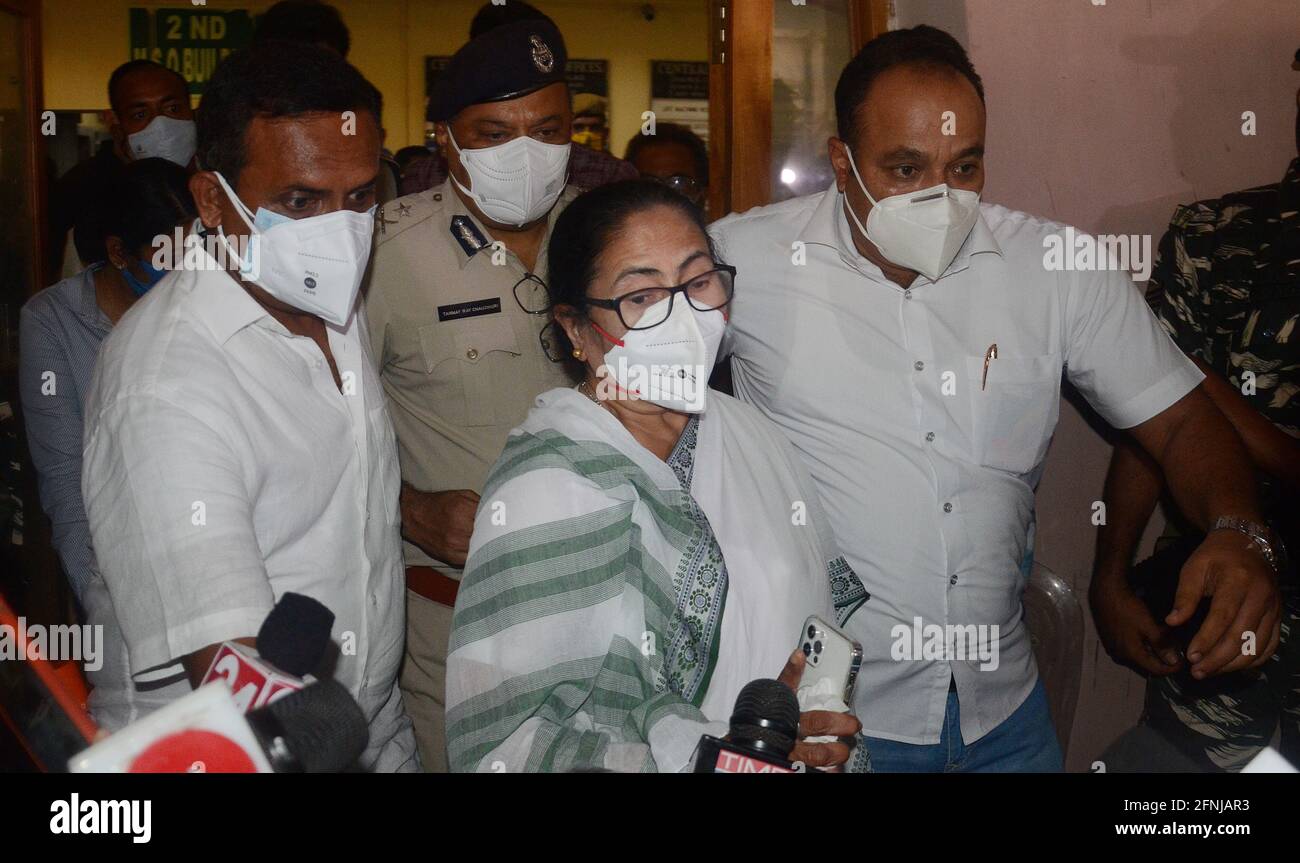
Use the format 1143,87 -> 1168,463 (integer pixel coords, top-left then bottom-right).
450,215 -> 489,257
377,204 -> 400,235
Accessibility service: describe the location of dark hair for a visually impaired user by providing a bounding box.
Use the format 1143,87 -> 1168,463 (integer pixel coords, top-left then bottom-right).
624,122 -> 709,186
469,1 -> 551,39
196,41 -> 382,185
107,60 -> 188,113
835,24 -> 984,145
99,157 -> 197,258
394,145 -> 432,171
546,179 -> 718,359
253,0 -> 351,57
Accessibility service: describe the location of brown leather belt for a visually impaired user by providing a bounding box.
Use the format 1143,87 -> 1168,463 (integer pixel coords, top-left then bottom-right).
406,566 -> 460,608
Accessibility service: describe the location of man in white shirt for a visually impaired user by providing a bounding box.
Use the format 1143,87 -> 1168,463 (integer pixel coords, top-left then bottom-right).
81,42 -> 419,771
711,25 -> 1282,771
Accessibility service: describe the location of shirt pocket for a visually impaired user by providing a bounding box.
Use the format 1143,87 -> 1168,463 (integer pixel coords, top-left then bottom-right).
418,316 -> 522,426
965,353 -> 1062,475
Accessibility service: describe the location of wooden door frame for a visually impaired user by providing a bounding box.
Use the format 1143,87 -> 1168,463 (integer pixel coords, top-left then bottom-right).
708,0 -> 890,217
0,0 -> 48,292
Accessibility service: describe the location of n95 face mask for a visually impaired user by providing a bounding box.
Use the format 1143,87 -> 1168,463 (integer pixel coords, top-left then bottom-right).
447,128 -> 570,227
127,116 -> 198,168
595,297 -> 725,414
843,146 -> 980,282
214,172 -> 375,327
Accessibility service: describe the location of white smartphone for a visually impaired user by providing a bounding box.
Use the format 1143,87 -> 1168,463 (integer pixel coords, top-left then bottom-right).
797,615 -> 863,705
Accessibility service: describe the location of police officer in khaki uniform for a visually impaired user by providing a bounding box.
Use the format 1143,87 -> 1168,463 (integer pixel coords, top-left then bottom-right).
365,19 -> 580,771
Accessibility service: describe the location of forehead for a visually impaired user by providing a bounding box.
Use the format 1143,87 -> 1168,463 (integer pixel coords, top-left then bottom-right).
457,82 -> 571,125
115,67 -> 188,107
241,112 -> 381,182
855,64 -> 985,144
598,204 -> 708,265
632,140 -> 698,176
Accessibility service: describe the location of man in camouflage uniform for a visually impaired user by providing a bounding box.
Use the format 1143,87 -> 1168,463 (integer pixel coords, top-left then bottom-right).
1091,57 -> 1300,770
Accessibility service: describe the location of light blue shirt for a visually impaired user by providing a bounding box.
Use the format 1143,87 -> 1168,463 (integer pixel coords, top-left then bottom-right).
19,266 -> 111,604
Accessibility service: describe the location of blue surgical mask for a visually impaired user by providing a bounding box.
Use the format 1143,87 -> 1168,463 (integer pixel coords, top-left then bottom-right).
122,258 -> 169,297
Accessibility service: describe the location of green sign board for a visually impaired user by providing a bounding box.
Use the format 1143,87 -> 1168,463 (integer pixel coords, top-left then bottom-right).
129,7 -> 253,95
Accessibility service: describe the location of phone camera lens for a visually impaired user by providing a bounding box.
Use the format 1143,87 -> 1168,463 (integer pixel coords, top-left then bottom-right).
807,625 -> 816,639
813,640 -> 823,654
801,642 -> 811,657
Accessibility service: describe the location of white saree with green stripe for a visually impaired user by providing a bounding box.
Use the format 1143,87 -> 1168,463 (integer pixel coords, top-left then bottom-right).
446,386 -> 867,773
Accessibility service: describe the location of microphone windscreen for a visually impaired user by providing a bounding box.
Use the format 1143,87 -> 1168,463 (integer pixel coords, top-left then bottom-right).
264,679 -> 368,773
729,679 -> 800,755
257,593 -> 335,677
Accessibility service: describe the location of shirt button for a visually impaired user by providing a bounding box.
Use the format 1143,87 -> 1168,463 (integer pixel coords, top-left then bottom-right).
943,502 -> 953,513
925,431 -> 935,442
466,348 -> 479,361
913,360 -> 925,371
949,574 -> 958,585
904,289 -> 912,299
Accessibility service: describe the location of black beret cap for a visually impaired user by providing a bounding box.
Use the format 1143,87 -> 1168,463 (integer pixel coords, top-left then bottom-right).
430,19 -> 568,122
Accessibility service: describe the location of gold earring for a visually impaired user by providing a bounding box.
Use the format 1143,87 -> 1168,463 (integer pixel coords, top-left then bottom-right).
572,347 -> 585,360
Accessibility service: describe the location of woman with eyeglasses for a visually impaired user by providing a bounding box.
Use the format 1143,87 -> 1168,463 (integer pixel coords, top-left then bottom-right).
445,180 -> 868,773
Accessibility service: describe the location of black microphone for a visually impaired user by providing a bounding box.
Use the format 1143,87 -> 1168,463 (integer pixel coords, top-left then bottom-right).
200,592 -> 337,711
246,679 -> 369,773
692,679 -> 804,773
257,592 -> 335,678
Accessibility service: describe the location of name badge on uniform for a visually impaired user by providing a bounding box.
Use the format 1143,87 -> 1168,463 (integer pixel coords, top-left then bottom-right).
438,298 -> 503,321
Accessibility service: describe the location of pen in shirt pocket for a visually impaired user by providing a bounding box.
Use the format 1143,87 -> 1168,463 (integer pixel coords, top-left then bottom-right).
981,343 -> 998,391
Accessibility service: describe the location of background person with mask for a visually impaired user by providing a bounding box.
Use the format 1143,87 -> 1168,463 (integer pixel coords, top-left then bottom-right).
20,157 -> 195,611
625,122 -> 710,210
365,17 -> 582,773
80,42 -> 419,772
48,60 -> 197,278
398,1 -> 638,197
710,25 -> 1279,772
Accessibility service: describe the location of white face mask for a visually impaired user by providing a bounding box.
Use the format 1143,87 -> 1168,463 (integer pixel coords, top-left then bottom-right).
213,172 -> 376,327
843,146 -> 980,281
595,297 -> 725,414
447,128 -> 570,227
127,115 -> 197,167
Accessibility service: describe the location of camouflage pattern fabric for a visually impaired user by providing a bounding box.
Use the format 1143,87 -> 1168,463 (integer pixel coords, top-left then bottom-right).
1148,157 -> 1300,438
1140,158 -> 1300,772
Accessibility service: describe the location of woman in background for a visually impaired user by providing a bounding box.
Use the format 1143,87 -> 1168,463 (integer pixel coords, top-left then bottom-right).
446,180 -> 869,773
19,157 -> 196,608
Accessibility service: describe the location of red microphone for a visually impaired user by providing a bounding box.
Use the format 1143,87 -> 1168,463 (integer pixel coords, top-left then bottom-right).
69,679 -> 369,773
200,593 -> 335,713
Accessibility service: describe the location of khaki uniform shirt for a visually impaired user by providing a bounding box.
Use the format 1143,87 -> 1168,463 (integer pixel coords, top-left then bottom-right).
365,182 -> 579,574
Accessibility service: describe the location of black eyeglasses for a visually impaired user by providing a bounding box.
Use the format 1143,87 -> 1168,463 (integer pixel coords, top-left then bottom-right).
646,174 -> 702,197
513,273 -> 551,314
585,265 -> 735,331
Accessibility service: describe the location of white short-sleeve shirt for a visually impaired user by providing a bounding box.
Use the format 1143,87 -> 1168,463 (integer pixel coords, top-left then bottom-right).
81,255 -> 419,772
711,184 -> 1203,745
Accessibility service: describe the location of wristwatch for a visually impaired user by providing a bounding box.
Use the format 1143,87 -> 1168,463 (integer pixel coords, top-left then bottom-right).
1211,516 -> 1284,574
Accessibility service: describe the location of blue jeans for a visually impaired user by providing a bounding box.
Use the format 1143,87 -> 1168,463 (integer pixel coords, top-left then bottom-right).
861,678 -> 1063,772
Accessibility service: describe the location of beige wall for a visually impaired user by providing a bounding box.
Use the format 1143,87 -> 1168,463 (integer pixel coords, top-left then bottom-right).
898,0 -> 1299,770
41,0 -> 708,151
